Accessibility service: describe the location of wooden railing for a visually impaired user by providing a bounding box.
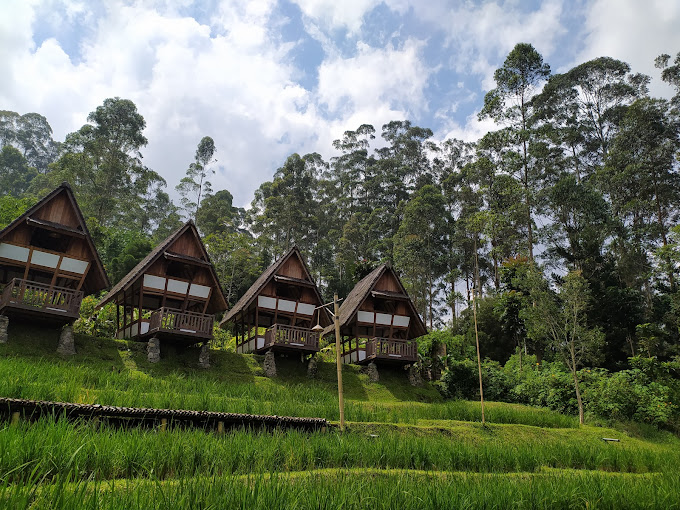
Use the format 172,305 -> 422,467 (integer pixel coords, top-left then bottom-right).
365,337 -> 417,362
0,278 -> 82,316
264,324 -> 319,351
148,307 -> 213,339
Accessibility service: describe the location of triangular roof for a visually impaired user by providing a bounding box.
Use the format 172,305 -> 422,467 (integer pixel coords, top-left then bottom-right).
96,221 -> 227,312
0,182 -> 109,293
221,245 -> 325,325
322,264 -> 427,338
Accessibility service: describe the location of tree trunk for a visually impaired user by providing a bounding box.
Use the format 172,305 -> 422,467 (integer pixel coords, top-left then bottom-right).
570,343 -> 584,425
573,368 -> 584,425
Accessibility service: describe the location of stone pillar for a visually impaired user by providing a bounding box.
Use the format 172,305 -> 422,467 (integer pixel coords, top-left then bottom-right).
366,361 -> 379,383
57,324 -> 76,356
307,355 -> 318,379
198,343 -> 211,369
407,364 -> 423,387
264,350 -> 277,377
147,337 -> 161,363
0,315 -> 8,344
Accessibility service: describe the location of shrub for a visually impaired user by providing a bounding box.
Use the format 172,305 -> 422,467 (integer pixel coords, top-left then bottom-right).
74,296 -> 116,338
439,359 -> 478,399
439,358 -> 511,401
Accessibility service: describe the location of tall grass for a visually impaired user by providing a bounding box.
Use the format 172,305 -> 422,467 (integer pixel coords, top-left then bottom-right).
0,418 -> 676,483
1,470 -> 678,510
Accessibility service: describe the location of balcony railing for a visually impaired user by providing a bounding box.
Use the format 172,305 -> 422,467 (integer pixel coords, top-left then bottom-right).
264,324 -> 319,351
0,278 -> 82,317
148,307 -> 213,339
365,337 -> 417,362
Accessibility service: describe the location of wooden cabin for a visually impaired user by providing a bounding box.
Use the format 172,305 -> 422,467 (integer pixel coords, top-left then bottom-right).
96,221 -> 227,343
323,264 -> 426,365
0,183 -> 109,325
220,246 -> 330,355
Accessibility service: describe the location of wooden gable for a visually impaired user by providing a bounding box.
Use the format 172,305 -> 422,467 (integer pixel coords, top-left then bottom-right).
325,264 -> 426,339
0,183 -> 109,295
221,246 -> 327,326
96,221 -> 227,314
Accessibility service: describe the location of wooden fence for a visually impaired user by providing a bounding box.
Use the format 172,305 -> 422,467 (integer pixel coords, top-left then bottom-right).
0,397 -> 328,432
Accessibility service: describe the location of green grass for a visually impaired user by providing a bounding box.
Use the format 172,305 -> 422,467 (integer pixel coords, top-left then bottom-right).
0,418 -> 677,482
0,324 -> 575,428
1,324 -> 679,508
2,470 -> 679,509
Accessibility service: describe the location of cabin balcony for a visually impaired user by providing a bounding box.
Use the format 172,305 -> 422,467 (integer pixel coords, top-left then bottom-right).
262,323 -> 320,353
147,307 -> 214,341
0,278 -> 82,320
365,337 -> 417,363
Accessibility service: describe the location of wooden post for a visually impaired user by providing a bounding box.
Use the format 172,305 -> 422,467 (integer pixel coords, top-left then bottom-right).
160,418 -> 167,431
217,421 -> 224,434
472,288 -> 485,425
334,293 -> 345,431
473,241 -> 485,426
10,411 -> 20,425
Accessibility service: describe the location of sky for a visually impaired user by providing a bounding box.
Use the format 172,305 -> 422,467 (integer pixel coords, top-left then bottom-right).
1,0 -> 679,209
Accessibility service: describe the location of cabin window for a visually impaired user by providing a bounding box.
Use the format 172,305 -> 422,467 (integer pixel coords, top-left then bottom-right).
275,284 -> 300,300
166,261 -> 192,280
373,299 -> 395,314
30,228 -> 70,253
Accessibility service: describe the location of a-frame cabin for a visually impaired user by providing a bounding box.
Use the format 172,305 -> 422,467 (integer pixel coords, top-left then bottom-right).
96,221 -> 227,343
0,183 -> 109,326
323,264 -> 427,365
220,246 -> 330,355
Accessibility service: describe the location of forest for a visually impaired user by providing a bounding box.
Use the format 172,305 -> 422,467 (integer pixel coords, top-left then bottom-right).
1,43 -> 680,422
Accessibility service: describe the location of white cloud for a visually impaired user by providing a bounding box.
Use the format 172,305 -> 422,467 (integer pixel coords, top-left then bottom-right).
577,0 -> 680,98
317,39 -> 430,115
292,0 -> 377,34
0,0 -> 328,208
1,0 -> 678,214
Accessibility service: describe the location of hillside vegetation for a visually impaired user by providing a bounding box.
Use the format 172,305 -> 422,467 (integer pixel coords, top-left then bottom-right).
1,326 -> 680,508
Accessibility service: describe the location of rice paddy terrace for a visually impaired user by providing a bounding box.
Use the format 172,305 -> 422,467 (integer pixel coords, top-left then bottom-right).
1,323 -> 679,509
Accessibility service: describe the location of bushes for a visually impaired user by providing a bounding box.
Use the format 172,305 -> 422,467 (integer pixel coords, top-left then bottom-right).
583,360 -> 679,428
439,359 -> 510,401
74,296 -> 116,338
439,359 -> 478,399
439,353 -> 680,429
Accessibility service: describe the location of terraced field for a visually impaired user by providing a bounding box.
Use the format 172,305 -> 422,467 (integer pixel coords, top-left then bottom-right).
1,324 -> 678,509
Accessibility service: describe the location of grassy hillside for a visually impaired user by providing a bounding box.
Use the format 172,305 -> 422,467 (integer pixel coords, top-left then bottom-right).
1,324 -> 679,509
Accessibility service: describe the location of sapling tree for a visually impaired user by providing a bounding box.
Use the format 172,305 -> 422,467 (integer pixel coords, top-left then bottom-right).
523,269 -> 604,424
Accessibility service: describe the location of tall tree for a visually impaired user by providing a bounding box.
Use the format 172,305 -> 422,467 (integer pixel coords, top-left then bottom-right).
196,189 -> 246,238
655,52 -> 680,112
50,97 -> 165,228
394,184 -> 449,328
249,153 -> 320,260
533,57 -> 649,178
0,145 -> 37,196
205,231 -> 264,308
176,136 -> 216,222
0,111 -> 59,172
479,43 -> 551,259
602,98 -> 680,292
